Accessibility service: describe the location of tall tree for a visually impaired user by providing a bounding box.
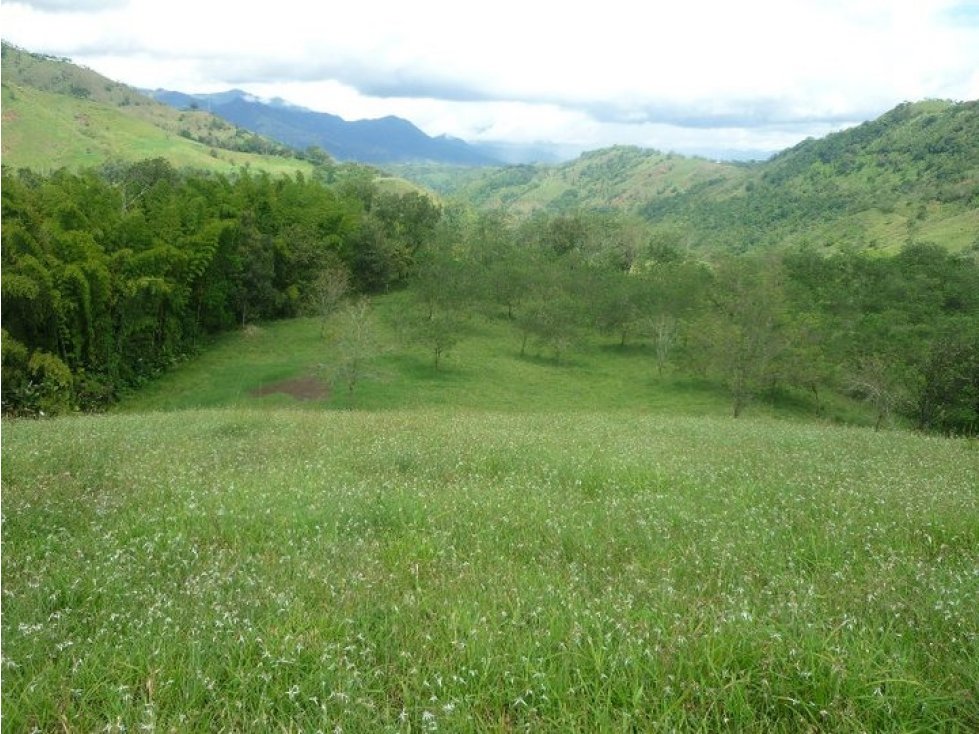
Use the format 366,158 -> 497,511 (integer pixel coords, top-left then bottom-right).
694,256 -> 790,417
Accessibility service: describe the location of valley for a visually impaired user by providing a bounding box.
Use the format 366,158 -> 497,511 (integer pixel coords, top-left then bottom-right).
2,38 -> 978,733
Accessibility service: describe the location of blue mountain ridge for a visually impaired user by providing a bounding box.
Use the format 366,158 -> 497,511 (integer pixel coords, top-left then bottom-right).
148,89 -> 501,166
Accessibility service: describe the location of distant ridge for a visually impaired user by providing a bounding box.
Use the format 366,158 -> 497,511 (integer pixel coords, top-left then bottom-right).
401,100 -> 979,254
149,89 -> 501,166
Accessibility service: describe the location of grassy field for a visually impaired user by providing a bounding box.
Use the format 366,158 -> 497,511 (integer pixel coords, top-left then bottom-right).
1,83 -> 314,176
118,293 -> 860,423
4,301 -> 978,731
3,408 -> 978,731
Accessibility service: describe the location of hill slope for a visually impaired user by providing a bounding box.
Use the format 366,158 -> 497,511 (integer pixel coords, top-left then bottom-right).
417,101 -> 979,253
643,99 -> 979,252
0,44 -> 313,175
5,401 -> 977,730
150,88 -> 501,166
439,146 -> 746,215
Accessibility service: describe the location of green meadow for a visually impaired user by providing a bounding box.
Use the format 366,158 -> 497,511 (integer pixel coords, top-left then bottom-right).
0,83 -> 314,176
4,299 -> 979,732
117,299 -> 732,417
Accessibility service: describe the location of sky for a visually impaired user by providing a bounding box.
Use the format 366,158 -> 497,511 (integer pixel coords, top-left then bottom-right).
3,0 -> 978,160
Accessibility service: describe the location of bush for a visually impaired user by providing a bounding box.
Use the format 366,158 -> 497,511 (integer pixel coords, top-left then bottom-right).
1,330 -> 30,413
26,351 -> 75,416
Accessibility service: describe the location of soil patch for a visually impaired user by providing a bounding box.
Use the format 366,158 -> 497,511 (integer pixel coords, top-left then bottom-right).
250,375 -> 330,401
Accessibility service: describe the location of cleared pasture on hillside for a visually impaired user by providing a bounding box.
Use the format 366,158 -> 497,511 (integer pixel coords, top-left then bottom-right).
3,410 -> 977,731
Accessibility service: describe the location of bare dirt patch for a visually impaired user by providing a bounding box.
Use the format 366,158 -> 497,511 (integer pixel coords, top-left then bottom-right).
250,376 -> 330,401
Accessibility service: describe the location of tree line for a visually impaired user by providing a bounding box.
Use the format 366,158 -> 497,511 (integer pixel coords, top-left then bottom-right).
3,162 -> 977,435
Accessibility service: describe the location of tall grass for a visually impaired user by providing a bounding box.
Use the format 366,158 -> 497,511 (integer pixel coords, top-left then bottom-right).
3,409 -> 977,731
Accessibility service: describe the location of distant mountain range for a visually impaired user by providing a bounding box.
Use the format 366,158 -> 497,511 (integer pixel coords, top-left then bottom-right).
147,89 -> 504,166
4,43 -> 977,256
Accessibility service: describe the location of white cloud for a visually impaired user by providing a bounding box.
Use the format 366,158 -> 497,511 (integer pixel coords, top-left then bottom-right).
8,0 -> 127,11
2,0 -> 977,157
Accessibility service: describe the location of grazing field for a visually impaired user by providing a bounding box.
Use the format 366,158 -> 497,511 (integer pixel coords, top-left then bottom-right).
115,297 -> 865,426
3,408 -> 977,731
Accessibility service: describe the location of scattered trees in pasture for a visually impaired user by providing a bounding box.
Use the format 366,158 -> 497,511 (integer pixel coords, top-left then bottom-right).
4,159 -> 978,433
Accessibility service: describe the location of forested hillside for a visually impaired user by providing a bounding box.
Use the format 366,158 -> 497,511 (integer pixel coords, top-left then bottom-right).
400,146 -> 745,212
406,100 -> 979,254
4,160 -> 978,433
642,100 -> 979,252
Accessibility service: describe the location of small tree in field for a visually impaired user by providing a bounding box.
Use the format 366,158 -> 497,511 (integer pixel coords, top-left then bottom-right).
407,308 -> 467,370
310,263 -> 350,336
694,256 -> 790,417
400,238 -> 475,370
653,314 -> 679,376
847,354 -> 904,432
324,298 -> 383,397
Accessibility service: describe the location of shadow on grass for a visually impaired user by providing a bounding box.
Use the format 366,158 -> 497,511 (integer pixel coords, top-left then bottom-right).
596,341 -> 655,357
382,353 -> 474,382
514,352 -> 584,369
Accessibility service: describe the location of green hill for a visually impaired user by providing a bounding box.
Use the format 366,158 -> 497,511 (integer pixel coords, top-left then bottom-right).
393,146 -> 745,216
1,43 -> 314,175
403,101 -> 979,254
644,100 -> 979,253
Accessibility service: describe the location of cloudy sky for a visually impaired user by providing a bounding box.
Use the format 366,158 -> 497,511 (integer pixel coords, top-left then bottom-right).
3,0 -> 978,159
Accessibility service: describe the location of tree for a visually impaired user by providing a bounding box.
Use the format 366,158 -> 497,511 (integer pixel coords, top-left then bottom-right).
694,256 -> 790,417
408,308 -> 467,370
652,314 -> 679,377
847,354 -> 904,432
324,298 -> 384,398
905,333 -> 979,435
309,262 -> 351,336
515,265 -> 583,362
589,269 -> 651,347
781,312 -> 836,416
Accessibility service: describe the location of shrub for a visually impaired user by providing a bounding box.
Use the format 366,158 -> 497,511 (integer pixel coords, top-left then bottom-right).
26,351 -> 75,416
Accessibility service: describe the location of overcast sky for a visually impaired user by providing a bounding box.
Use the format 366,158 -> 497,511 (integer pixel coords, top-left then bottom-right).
3,0 -> 978,159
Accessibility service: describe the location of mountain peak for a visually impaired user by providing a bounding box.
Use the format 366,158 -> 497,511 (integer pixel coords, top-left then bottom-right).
149,89 -> 500,166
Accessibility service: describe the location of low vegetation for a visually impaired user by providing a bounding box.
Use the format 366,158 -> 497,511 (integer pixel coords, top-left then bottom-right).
4,408 -> 978,732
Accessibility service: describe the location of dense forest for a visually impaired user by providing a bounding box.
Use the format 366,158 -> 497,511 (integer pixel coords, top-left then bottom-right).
3,161 -> 978,434
1,160 -> 439,411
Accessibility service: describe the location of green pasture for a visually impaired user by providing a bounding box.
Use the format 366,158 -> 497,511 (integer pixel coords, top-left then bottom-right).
3,407 -> 977,731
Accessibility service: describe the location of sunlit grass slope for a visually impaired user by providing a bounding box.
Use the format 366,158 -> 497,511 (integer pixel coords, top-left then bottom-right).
118,293 -> 867,423
3,408 -> 978,731
119,316 -> 728,416
1,83 -> 313,175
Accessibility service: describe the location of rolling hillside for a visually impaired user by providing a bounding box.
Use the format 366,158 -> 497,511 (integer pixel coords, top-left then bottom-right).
0,44 -> 313,175
643,99 -> 979,253
405,100 -> 979,253
454,146 -> 745,214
